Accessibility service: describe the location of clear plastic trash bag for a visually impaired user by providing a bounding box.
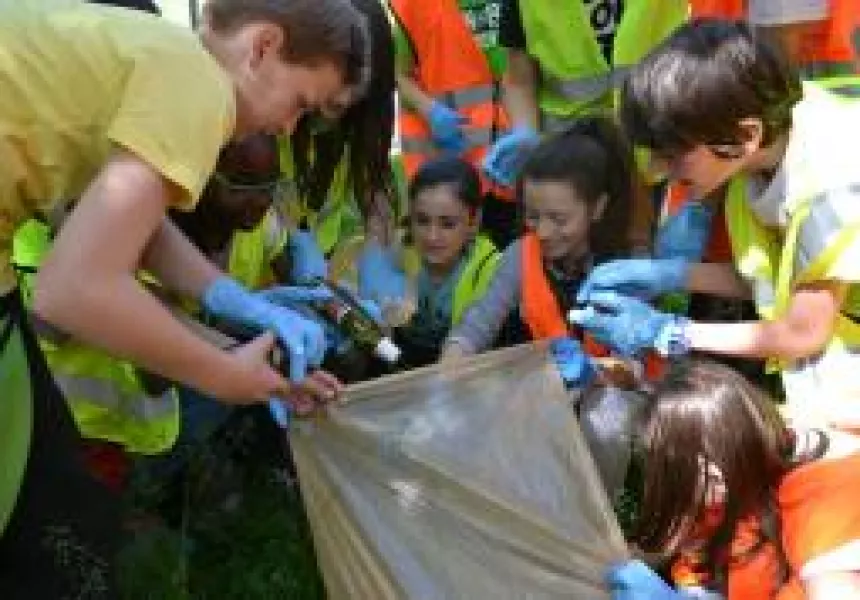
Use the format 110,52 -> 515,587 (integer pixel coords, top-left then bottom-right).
291,342 -> 629,599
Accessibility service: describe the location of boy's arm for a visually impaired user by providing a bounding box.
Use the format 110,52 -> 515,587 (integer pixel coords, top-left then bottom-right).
34,150 -> 290,401
687,281 -> 845,360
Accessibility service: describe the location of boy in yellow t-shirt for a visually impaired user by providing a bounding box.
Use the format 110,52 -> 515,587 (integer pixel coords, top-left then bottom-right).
0,1 -> 370,596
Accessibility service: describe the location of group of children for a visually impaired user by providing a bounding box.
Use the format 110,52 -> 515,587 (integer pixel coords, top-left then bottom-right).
349,20 -> 860,600
0,0 -> 858,597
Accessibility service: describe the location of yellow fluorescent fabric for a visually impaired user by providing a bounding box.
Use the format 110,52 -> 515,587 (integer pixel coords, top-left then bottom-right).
0,1 -> 235,292
292,342 -> 628,599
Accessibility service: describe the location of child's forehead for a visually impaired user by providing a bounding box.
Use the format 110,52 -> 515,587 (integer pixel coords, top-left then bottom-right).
522,180 -> 587,205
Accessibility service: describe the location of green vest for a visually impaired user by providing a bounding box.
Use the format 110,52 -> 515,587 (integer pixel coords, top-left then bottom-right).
402,234 -> 500,325
451,234 -> 501,324
519,0 -> 687,127
278,138 -> 361,256
12,220 -> 180,455
0,306 -> 33,535
228,209 -> 290,290
724,79 -> 860,412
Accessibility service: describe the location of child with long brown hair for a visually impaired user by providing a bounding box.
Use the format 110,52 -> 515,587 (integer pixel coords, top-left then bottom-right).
608,359 -> 860,600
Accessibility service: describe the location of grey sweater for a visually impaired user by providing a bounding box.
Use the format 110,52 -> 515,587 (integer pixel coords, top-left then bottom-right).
445,240 -> 524,354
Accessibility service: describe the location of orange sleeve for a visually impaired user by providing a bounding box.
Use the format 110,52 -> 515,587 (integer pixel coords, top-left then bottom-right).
689,0 -> 745,19
778,452 -> 860,570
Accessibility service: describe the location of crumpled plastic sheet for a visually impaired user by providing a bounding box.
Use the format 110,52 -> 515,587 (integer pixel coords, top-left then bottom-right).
291,342 -> 629,599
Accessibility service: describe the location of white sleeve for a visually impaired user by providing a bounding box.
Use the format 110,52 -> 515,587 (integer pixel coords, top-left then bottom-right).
800,540 -> 860,579
746,0 -> 828,26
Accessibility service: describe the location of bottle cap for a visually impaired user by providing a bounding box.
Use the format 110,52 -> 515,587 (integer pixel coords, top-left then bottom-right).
375,337 -> 401,364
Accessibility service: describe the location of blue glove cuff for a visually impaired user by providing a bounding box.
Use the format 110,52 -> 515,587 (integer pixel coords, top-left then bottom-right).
201,276 -> 251,320
664,259 -> 691,292
654,316 -> 692,357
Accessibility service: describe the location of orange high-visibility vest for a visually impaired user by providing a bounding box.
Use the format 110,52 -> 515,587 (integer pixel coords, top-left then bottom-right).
391,0 -> 513,200
689,0 -> 744,19
785,0 -> 859,78
690,0 -> 859,77
520,233 -> 666,380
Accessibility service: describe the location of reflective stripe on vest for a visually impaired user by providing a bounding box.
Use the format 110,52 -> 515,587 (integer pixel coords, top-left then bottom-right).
545,66 -> 632,105
520,0 -> 687,121
725,175 -> 860,377
57,373 -> 176,421
400,127 -> 494,154
399,84 -> 499,154
430,84 -> 496,108
12,219 -> 180,454
391,0 -> 513,199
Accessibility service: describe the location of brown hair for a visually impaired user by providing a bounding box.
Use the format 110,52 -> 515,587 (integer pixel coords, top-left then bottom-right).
635,359 -> 794,593
621,19 -> 801,159
205,0 -> 369,89
518,114 -> 635,258
290,0 -> 395,217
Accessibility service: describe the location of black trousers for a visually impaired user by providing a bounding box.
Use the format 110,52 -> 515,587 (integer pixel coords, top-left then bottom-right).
0,291 -> 119,599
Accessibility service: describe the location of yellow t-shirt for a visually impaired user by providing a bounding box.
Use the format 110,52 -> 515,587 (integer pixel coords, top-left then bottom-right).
0,1 -> 236,292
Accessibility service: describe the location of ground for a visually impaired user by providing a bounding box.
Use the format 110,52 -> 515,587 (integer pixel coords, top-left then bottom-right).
117,407 -> 326,600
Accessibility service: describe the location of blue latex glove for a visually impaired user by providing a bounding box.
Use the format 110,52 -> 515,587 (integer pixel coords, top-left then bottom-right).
606,561 -> 684,600
655,202 -> 714,261
482,125 -> 539,186
256,284 -> 334,308
201,277 -> 326,381
577,259 -> 689,304
287,229 -> 328,284
427,101 -> 467,153
271,284 -> 384,355
549,337 -> 595,389
268,399 -> 292,429
569,292 -> 674,357
357,241 -> 408,306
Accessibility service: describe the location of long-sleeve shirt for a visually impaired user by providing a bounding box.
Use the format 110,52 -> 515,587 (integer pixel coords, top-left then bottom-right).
446,239 -> 594,354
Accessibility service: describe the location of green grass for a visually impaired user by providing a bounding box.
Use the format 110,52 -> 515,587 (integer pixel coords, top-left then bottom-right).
118,410 -> 325,600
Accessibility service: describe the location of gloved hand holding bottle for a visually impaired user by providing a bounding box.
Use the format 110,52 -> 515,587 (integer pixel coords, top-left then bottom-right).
577,258 -> 690,303
201,276 -> 328,382
569,292 -> 690,358
482,125 -> 539,186
426,100 -> 468,154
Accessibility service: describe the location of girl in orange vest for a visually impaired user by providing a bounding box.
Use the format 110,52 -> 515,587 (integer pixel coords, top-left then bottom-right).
440,115 -> 652,496
607,359 -> 860,600
441,115 -> 651,376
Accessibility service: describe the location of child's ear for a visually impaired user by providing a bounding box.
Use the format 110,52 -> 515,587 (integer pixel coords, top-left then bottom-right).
737,117 -> 765,155
591,194 -> 609,222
